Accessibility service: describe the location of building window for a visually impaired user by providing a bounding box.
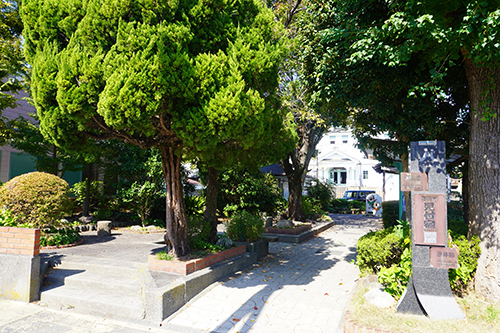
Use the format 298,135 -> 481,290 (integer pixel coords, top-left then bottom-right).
329,136 -> 336,144
342,135 -> 348,143
363,170 -> 369,179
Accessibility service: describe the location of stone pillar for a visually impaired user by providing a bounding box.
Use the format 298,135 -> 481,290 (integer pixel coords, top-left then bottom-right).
397,141 -> 463,320
0,227 -> 41,302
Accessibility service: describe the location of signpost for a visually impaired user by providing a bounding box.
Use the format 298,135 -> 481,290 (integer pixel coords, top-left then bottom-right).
396,141 -> 463,320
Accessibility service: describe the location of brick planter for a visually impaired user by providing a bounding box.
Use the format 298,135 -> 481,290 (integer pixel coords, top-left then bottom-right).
149,245 -> 246,275
0,226 -> 40,256
0,226 -> 41,302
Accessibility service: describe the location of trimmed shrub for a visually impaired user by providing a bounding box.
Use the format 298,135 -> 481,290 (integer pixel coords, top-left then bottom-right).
0,172 -> 73,228
449,234 -> 481,296
330,198 -> 350,213
382,200 -> 399,228
225,211 -> 264,242
356,227 -> 406,274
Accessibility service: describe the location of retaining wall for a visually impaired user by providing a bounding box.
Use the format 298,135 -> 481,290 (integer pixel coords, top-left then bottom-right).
0,226 -> 41,302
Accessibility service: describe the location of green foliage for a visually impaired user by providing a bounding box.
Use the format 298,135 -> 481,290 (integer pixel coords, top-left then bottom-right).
0,0 -> 26,143
307,179 -> 334,211
9,116 -> 84,175
349,200 -> 365,211
301,196 -> 323,216
378,247 -> 412,300
330,198 -> 350,212
185,195 -> 206,217
155,251 -> 174,261
356,226 -> 408,275
225,211 -> 265,242
40,227 -> 80,247
117,181 -> 164,227
382,201 -> 400,229
299,0 -> 469,165
71,181 -> 107,211
218,169 -> 286,216
449,235 -> 481,296
0,172 -> 72,228
0,208 -> 19,227
187,215 -> 212,247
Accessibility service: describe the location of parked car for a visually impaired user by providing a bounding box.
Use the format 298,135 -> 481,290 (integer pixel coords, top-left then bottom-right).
342,190 -> 376,202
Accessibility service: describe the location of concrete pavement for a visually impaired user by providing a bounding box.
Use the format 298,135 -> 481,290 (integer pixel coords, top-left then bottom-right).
0,214 -> 381,333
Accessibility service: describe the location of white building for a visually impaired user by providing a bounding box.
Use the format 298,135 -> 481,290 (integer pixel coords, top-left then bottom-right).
308,128 -> 399,201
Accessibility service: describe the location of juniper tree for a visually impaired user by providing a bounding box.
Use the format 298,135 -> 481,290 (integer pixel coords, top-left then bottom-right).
22,0 -> 289,257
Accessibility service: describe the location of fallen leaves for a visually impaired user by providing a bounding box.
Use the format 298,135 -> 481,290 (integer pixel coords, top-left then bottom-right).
232,318 -> 240,322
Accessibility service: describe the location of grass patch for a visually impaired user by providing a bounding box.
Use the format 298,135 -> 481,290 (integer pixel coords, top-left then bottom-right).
155,251 -> 174,261
348,285 -> 500,333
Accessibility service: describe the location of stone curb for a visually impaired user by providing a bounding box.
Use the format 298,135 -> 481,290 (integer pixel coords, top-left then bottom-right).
262,221 -> 334,244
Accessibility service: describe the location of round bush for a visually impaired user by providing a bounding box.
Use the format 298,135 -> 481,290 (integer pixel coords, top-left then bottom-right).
0,172 -> 73,228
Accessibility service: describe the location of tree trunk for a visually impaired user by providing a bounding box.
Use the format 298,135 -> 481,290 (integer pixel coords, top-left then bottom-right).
204,167 -> 219,244
463,56 -> 500,302
287,172 -> 305,221
161,146 -> 190,257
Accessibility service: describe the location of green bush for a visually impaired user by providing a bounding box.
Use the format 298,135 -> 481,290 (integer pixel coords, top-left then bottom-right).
356,226 -> 407,274
218,169 -> 286,216
188,215 -> 211,246
382,201 -> 399,228
0,172 -> 73,228
116,181 -> 164,226
330,198 -> 350,212
378,247 -> 412,300
449,234 -> 481,296
185,195 -> 206,217
307,179 -> 334,210
225,211 -> 264,242
40,227 -> 80,247
71,181 -> 108,211
350,200 -> 365,211
302,196 -> 323,216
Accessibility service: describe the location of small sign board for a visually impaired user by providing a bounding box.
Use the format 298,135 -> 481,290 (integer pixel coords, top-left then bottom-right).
401,172 -> 428,192
413,193 -> 447,246
430,247 -> 459,269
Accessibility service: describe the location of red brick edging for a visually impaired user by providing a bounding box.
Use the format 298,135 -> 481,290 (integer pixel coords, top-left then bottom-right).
0,226 -> 40,256
149,245 -> 246,275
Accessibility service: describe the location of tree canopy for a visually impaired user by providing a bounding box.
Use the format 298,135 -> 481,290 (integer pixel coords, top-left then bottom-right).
300,0 -> 500,301
22,0 -> 290,257
0,0 -> 26,142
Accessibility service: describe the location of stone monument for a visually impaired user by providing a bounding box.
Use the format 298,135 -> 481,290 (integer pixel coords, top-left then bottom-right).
396,140 -> 464,320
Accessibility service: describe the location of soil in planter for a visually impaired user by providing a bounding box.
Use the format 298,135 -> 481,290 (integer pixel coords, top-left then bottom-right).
265,223 -> 312,235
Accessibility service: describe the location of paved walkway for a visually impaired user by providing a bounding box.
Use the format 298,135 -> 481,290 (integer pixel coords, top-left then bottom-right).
0,214 -> 381,333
